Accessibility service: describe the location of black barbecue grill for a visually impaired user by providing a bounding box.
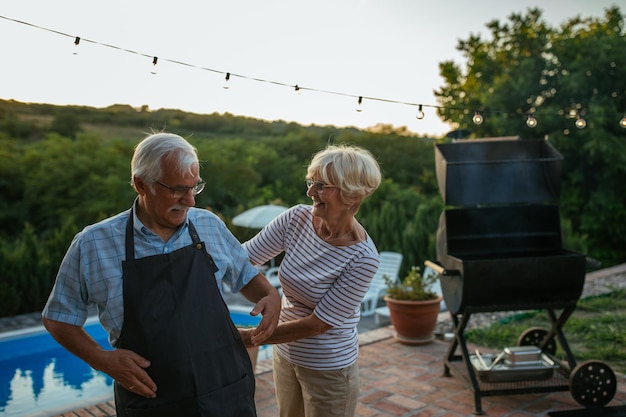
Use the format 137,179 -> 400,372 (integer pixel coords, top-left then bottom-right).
425,137 -> 616,414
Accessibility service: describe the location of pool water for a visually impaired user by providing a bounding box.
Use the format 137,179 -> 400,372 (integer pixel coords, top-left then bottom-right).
0,317 -> 113,417
0,308 -> 267,417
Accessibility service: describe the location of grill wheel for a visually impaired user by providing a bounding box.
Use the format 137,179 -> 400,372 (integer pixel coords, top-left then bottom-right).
517,327 -> 557,356
569,360 -> 617,408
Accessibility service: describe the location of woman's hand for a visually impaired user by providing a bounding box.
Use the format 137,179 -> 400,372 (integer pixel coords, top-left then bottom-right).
239,273 -> 281,344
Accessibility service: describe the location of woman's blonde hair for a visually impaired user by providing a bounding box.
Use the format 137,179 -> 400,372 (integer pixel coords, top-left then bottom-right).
306,144 -> 381,209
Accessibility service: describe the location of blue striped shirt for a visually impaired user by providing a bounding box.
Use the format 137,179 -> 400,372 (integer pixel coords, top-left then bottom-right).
42,202 -> 258,347
243,204 -> 379,370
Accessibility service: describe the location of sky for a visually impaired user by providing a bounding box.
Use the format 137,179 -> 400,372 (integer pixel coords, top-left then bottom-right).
0,0 -> 623,137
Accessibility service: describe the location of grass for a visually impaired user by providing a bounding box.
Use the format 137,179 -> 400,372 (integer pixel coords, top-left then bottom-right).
466,289 -> 626,374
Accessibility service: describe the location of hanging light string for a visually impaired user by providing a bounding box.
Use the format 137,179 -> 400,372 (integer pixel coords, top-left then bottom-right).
1,14 -> 625,130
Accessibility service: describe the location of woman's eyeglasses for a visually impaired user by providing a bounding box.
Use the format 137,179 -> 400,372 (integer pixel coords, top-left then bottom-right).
305,178 -> 337,192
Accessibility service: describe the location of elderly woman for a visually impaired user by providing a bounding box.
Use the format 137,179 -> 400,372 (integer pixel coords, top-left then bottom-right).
242,144 -> 382,417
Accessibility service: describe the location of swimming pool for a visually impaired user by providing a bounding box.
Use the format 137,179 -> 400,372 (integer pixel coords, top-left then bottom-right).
0,307 -> 266,417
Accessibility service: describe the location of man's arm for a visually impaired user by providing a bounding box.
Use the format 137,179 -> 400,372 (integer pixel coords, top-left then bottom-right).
42,317 -> 158,399
238,273 -> 281,344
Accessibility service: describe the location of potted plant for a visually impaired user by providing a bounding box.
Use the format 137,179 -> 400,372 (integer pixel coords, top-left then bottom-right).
383,266 -> 442,345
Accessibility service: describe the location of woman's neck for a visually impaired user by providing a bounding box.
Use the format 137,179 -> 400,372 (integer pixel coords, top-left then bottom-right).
314,216 -> 363,245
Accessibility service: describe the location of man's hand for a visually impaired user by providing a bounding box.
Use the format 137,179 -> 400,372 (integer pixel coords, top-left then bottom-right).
43,318 -> 157,398
238,328 -> 253,347
96,349 -> 157,398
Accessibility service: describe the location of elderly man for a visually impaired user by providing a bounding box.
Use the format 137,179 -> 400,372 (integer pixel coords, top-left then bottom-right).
42,132 -> 280,417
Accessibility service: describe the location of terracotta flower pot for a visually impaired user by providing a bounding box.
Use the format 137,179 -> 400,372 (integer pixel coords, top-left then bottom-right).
384,296 -> 442,345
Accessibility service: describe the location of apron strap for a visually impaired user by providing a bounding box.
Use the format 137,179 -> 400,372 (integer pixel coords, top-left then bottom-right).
125,208 -> 135,261
188,220 -> 219,274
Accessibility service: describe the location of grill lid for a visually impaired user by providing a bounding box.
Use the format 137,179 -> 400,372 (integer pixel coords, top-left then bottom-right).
435,137 -> 563,207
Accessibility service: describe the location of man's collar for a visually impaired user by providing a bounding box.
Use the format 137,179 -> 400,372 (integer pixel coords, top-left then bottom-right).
131,199 -> 189,238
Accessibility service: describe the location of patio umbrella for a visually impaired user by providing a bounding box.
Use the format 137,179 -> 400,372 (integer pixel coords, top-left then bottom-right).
232,204 -> 288,229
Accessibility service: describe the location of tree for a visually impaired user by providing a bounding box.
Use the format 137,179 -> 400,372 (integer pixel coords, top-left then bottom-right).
20,133 -> 136,232
50,111 -> 82,139
434,6 -> 626,266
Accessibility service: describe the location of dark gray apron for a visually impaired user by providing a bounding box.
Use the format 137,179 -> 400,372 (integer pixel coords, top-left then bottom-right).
114,211 -> 256,417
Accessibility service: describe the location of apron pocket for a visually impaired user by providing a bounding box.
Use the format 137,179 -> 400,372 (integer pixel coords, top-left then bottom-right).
124,396 -> 200,417
197,374 -> 256,416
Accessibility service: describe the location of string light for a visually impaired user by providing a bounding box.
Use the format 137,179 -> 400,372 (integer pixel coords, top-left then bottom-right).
1,15 -> 625,130
575,114 -> 587,129
150,56 -> 158,75
415,104 -> 425,120
356,96 -> 363,112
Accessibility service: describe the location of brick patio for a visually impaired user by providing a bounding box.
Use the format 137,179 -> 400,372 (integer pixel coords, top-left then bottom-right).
49,325 -> 626,417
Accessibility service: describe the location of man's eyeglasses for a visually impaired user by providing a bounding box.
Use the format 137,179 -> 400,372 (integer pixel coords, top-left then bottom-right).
306,178 -> 337,192
156,180 -> 206,198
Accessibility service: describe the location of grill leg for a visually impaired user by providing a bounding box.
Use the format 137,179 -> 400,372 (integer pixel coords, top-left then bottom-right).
443,311 -> 459,376
473,393 -> 484,415
445,309 -> 485,414
546,306 -> 577,369
445,312 -> 464,364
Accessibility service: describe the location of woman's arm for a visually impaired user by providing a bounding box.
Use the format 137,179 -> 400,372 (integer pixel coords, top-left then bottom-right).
244,312 -> 331,347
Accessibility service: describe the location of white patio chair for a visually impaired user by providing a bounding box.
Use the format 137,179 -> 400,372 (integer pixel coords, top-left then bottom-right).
361,251 -> 403,317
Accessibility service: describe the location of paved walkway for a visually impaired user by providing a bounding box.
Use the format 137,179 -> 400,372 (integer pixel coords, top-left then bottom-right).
10,264 -> 626,416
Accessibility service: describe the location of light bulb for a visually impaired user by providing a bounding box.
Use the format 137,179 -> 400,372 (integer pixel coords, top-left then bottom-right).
356,96 -> 363,113
472,111 -> 483,125
223,72 -> 231,90
620,115 -> 626,128
526,114 -> 537,128
150,57 -> 158,75
575,115 -> 586,129
415,105 -> 425,120
73,36 -> 80,55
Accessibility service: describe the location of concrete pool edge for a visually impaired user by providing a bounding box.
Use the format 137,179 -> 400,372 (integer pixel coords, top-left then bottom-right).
22,392 -> 115,417
0,316 -> 102,343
